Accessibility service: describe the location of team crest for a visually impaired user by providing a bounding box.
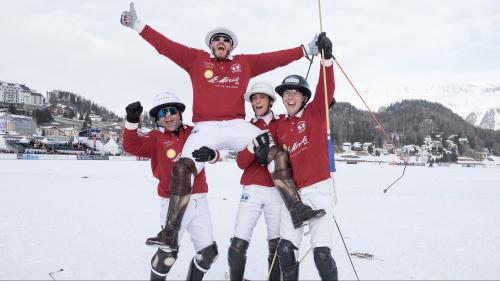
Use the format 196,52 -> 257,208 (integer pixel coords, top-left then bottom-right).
230,63 -> 241,73
204,69 -> 214,79
166,149 -> 177,159
297,121 -> 307,133
240,192 -> 249,202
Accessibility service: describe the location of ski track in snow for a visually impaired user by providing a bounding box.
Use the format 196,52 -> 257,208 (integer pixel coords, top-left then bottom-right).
0,160 -> 499,280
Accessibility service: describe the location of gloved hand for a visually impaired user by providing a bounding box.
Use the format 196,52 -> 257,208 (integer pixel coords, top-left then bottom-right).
254,144 -> 270,166
306,33 -> 319,56
120,2 -> 142,31
125,101 -> 143,123
192,146 -> 216,162
317,32 -> 333,60
249,132 -> 274,165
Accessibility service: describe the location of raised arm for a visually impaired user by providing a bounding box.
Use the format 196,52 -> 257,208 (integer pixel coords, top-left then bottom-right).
309,33 -> 335,120
120,2 -> 200,72
122,102 -> 154,157
245,46 -> 304,77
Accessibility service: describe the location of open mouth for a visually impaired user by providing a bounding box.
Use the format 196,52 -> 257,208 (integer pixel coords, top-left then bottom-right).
165,119 -> 175,126
217,45 -> 226,52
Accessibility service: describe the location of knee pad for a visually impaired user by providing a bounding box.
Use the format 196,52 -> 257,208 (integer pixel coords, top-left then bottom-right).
268,146 -> 293,180
170,158 -> 197,195
268,238 -> 279,261
151,248 -> 178,277
313,247 -> 338,281
277,239 -> 299,280
193,242 -> 219,272
277,239 -> 297,267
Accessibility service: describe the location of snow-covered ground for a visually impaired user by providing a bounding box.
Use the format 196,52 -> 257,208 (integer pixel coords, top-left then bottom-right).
1,160 -> 500,280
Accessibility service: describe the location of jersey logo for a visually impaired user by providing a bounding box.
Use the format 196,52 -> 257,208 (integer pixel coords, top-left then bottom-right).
166,149 -> 177,159
204,69 -> 214,79
230,63 -> 241,73
297,121 -> 307,133
288,135 -> 309,154
240,192 -> 250,202
207,76 -> 240,88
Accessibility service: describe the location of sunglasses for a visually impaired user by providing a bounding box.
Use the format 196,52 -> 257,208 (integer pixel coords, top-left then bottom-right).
212,35 -> 231,43
157,107 -> 179,118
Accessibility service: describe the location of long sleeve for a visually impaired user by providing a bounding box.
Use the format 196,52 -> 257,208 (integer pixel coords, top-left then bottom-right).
309,59 -> 335,121
245,46 -> 304,77
139,25 -> 202,72
236,148 -> 256,170
122,128 -> 154,158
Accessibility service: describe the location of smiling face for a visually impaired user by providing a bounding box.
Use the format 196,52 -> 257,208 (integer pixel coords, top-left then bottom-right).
210,35 -> 233,59
251,93 -> 273,117
282,89 -> 306,117
156,109 -> 182,132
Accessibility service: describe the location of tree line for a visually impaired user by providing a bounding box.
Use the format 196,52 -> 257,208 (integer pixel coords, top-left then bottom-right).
48,90 -> 119,122
329,100 -> 500,155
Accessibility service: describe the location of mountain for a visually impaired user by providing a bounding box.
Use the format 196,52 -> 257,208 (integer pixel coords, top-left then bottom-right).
465,108 -> 500,130
346,83 -> 500,130
330,100 -> 500,155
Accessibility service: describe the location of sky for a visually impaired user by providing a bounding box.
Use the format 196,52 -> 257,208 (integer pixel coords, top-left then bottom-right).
1,0 -> 499,121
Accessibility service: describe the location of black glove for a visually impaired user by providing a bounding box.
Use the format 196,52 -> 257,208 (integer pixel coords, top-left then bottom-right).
254,144 -> 270,166
317,32 -> 333,60
125,101 -> 143,123
250,132 -> 273,166
192,146 -> 216,162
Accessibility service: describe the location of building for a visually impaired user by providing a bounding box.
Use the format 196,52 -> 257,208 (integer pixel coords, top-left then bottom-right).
0,81 -> 47,114
42,126 -> 66,137
50,104 -> 75,118
62,127 -> 79,138
0,112 -> 37,135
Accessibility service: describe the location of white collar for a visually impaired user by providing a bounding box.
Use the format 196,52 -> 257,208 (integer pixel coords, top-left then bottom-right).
209,52 -> 234,60
285,108 -> 304,119
251,111 -> 279,125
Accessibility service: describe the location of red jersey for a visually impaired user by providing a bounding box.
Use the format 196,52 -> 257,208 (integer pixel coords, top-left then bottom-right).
139,25 -> 304,122
122,125 -> 208,198
275,63 -> 335,189
236,112 -> 280,187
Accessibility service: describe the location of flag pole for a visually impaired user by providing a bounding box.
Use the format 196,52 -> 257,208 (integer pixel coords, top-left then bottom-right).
318,0 -> 337,204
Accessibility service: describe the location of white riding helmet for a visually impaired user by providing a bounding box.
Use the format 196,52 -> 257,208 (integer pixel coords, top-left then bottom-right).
205,26 -> 238,49
149,92 -> 186,118
244,82 -> 276,103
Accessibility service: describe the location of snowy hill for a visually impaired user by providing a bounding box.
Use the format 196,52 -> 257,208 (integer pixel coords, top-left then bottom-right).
347,83 -> 500,130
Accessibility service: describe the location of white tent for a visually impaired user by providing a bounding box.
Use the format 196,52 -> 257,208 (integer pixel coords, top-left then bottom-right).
0,135 -> 7,150
103,139 -> 120,155
19,137 -> 29,144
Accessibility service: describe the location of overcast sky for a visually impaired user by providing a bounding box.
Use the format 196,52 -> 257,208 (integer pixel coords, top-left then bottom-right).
1,0 -> 499,121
